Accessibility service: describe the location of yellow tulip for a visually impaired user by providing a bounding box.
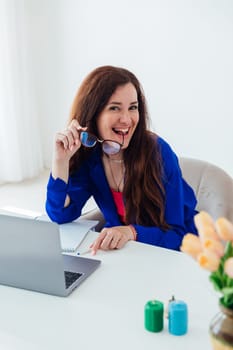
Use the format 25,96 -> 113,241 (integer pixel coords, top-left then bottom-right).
224,257 -> 233,278
197,250 -> 220,272
215,217 -> 233,242
180,233 -> 202,259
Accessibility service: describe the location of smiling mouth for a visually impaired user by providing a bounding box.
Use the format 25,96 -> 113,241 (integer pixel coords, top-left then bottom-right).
112,128 -> 129,135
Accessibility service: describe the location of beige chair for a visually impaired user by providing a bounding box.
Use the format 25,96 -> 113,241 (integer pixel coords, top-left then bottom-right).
81,157 -> 233,228
179,157 -> 233,222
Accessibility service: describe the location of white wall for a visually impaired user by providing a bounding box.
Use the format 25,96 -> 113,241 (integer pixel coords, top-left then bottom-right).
27,0 -> 233,176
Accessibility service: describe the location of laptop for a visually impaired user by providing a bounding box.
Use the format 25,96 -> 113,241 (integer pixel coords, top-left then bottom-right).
0,214 -> 101,297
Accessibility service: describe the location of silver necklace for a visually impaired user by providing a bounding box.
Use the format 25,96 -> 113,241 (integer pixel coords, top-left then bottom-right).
103,153 -> 123,163
107,157 -> 125,192
108,159 -> 124,163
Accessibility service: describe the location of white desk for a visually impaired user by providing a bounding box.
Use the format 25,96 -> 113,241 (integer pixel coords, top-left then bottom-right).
0,231 -> 217,350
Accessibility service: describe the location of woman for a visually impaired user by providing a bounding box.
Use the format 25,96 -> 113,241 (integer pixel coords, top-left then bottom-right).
46,65 -> 198,254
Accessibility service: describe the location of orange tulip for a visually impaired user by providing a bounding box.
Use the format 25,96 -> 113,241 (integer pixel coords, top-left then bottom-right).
199,226 -> 220,242
224,257 -> 233,278
194,211 -> 215,229
197,250 -> 220,272
203,238 -> 225,257
194,211 -> 219,242
215,217 -> 233,242
180,233 -> 202,259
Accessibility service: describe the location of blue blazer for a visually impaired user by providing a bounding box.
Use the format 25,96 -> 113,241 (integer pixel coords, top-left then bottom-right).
46,136 -> 198,251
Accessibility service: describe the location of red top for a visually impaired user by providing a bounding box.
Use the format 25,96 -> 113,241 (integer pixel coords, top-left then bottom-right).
110,189 -> 126,223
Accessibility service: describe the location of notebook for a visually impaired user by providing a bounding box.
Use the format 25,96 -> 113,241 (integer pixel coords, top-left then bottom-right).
36,215 -> 99,252
0,214 -> 101,297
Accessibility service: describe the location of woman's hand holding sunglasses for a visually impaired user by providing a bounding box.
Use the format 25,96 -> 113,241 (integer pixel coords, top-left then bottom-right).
54,119 -> 87,162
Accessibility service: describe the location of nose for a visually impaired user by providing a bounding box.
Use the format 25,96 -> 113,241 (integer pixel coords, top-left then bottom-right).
119,110 -> 130,124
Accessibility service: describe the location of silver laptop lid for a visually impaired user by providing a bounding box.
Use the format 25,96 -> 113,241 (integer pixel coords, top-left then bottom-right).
0,215 -> 72,296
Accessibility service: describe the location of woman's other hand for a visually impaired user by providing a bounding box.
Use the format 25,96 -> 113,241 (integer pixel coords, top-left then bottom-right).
90,226 -> 135,255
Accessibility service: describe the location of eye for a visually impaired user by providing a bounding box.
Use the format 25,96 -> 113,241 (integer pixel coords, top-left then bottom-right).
109,106 -> 120,111
129,105 -> 138,110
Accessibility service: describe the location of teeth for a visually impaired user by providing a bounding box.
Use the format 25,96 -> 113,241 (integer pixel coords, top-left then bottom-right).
113,128 -> 129,135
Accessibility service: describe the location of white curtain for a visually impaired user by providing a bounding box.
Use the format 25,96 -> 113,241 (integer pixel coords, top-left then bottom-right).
0,0 -> 43,184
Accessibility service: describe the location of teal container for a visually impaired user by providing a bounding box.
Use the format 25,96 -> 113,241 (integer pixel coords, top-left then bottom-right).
168,300 -> 188,335
144,300 -> 164,332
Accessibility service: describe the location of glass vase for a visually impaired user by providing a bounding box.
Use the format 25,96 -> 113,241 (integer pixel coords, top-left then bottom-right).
209,301 -> 233,350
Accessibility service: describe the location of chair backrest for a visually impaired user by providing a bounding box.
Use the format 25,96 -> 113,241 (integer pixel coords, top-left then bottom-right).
179,157 -> 233,222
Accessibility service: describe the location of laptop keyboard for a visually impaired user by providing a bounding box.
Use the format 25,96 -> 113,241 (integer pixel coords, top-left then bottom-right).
64,271 -> 83,289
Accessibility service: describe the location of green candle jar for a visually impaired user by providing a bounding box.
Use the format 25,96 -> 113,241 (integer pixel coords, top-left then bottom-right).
144,300 -> 164,332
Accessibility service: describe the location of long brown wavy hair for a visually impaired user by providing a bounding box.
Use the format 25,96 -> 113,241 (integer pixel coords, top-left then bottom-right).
68,65 -> 169,229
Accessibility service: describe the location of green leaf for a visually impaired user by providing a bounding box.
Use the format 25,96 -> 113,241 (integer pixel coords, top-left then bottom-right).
224,242 -> 233,259
222,287 -> 233,296
209,274 -> 223,291
222,296 -> 233,309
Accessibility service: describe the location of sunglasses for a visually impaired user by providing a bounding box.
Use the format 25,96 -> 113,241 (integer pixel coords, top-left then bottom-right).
80,131 -> 124,155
